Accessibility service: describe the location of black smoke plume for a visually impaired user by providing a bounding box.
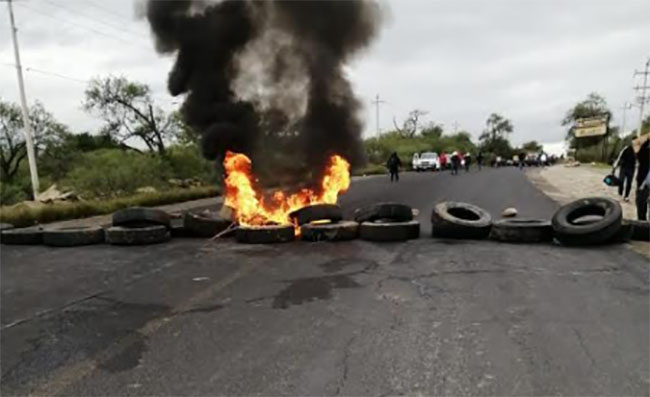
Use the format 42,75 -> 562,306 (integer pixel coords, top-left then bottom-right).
146,0 -> 382,187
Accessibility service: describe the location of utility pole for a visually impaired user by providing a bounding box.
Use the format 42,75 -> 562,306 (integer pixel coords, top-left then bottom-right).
633,58 -> 650,137
620,102 -> 633,136
7,0 -> 40,198
452,120 -> 460,134
371,94 -> 386,138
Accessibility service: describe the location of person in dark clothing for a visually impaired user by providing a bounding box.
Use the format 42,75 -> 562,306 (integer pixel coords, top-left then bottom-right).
477,152 -> 484,170
634,138 -> 649,220
518,152 -> 526,169
450,152 -> 460,175
614,144 -> 636,201
387,152 -> 402,182
464,152 -> 472,172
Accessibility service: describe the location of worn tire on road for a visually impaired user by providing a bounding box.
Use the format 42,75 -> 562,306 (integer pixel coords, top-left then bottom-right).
290,204 -> 343,226
552,197 -> 622,246
359,220 -> 420,242
43,226 -> 105,247
490,219 -> 552,243
627,219 -> 649,242
0,227 -> 44,245
112,207 -> 171,228
184,212 -> 232,238
354,203 -> 413,223
431,201 -> 492,239
0,223 -> 14,231
236,224 -> 294,244
301,221 -> 359,242
105,225 -> 170,245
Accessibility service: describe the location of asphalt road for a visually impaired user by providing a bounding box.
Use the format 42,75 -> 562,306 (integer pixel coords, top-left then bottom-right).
1,168 -> 648,396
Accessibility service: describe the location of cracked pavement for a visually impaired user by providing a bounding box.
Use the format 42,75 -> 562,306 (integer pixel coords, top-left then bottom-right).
1,168 -> 649,396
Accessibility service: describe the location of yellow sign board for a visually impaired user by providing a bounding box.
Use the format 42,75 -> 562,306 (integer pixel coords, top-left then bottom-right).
574,116 -> 608,138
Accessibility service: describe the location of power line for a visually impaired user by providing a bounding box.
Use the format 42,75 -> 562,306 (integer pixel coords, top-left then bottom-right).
38,0 -> 147,42
83,0 -> 133,24
14,2 -> 151,50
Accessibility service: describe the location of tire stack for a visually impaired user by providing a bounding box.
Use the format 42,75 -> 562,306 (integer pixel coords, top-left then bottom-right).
106,207 -> 171,245
355,203 -> 420,242
293,204 -> 359,242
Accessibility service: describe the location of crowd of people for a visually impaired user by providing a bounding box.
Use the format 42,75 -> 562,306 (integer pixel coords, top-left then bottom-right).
612,136 -> 649,221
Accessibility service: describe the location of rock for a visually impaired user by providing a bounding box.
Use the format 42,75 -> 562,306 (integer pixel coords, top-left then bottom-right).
37,184 -> 77,203
136,186 -> 157,194
501,207 -> 518,218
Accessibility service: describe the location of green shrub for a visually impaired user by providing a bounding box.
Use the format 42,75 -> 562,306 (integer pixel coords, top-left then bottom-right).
0,186 -> 220,227
165,144 -> 215,182
0,182 -> 28,206
353,163 -> 387,176
64,149 -> 169,198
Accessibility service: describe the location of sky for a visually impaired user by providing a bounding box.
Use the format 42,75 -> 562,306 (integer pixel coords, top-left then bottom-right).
1,0 -> 649,155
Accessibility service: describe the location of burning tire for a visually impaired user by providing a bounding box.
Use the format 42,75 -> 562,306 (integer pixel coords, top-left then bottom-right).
105,225 -> 170,245
112,207 -> 171,228
431,202 -> 492,239
43,226 -> 105,247
490,219 -> 552,243
235,224 -> 294,244
301,220 -> 359,242
184,212 -> 232,238
628,220 -> 649,242
354,203 -> 413,223
1,227 -> 44,245
289,204 -> 343,226
359,220 -> 420,242
552,197 -> 622,246
0,223 -> 14,231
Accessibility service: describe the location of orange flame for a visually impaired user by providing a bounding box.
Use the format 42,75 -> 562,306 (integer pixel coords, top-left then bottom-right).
223,151 -> 350,228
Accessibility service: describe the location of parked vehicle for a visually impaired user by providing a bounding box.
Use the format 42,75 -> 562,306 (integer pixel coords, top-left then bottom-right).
412,152 -> 440,171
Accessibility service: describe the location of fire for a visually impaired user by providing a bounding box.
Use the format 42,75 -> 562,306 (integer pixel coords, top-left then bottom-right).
223,151 -> 350,228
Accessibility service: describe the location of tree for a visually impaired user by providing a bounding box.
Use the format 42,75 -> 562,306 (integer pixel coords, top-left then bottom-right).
393,109 -> 428,138
521,140 -> 542,152
479,113 -> 514,157
83,76 -> 182,154
420,122 -> 444,139
0,100 -> 68,183
562,93 -> 611,143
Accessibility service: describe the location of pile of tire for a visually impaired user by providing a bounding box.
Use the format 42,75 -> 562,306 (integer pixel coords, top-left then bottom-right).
431,202 -> 492,239
551,197 -> 647,245
293,204 -> 358,242
105,207 -> 171,246
355,203 -> 419,242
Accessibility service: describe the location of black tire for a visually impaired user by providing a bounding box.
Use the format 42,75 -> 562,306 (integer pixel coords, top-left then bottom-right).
490,219 -> 552,243
359,220 -> 420,242
431,201 -> 492,239
235,224 -> 294,244
170,218 -> 191,238
0,227 -> 43,245
289,204 -> 343,226
354,203 -> 413,223
184,212 -> 232,238
301,221 -> 359,242
551,197 -> 622,246
627,219 -> 649,242
112,207 -> 171,228
43,226 -> 105,247
105,225 -> 170,245
0,223 -> 14,231
615,221 -> 633,242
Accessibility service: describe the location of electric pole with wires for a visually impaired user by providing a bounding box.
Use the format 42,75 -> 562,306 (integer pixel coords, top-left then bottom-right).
371,94 -> 386,138
6,0 -> 40,198
633,58 -> 650,137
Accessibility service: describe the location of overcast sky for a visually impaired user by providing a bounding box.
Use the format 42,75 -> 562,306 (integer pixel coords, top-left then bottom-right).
1,0 -> 649,153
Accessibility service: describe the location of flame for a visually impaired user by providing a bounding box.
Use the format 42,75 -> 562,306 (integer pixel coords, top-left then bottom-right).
223,151 -> 350,230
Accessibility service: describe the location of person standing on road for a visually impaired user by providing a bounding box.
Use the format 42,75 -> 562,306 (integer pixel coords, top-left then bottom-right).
387,152 -> 402,183
440,151 -> 448,171
518,151 -> 527,170
477,151 -> 484,170
634,138 -> 649,220
464,152 -> 472,172
613,144 -> 636,202
450,151 -> 460,175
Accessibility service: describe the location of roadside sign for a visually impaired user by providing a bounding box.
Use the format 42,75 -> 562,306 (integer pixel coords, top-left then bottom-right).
574,116 -> 608,138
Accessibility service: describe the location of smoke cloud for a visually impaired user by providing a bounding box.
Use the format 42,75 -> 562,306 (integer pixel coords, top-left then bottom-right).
146,0 -> 382,186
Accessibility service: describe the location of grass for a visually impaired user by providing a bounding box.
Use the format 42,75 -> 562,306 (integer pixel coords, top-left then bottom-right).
0,186 -> 220,228
352,163 -> 387,176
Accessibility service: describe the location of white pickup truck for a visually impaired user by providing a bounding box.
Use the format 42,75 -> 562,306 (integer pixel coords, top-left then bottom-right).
412,152 -> 440,171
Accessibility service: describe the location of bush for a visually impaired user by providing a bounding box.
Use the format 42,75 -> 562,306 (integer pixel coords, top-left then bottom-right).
0,186 -> 220,227
165,144 -> 216,182
0,182 -> 28,206
64,149 -> 169,198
